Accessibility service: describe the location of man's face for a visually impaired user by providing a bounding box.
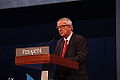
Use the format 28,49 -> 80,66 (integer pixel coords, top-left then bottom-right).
57,20 -> 72,38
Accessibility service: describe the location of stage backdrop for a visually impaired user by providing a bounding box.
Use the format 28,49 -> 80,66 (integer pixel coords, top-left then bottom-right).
0,19 -> 116,80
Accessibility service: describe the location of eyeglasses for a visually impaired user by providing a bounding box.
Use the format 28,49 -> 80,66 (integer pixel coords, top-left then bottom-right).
56,25 -> 69,29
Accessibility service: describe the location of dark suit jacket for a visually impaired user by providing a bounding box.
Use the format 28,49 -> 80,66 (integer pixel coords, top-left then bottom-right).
54,33 -> 88,80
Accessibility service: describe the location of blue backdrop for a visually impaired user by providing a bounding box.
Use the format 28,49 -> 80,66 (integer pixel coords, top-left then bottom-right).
0,19 -> 116,80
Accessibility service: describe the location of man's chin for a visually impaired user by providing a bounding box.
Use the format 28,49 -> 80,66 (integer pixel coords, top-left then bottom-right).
60,34 -> 64,37
60,35 -> 64,37
61,35 -> 66,38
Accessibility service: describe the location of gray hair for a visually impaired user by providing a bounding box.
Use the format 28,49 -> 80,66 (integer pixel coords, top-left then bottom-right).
57,17 -> 73,26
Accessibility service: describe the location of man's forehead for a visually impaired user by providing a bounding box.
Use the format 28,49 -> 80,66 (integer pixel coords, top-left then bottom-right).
57,20 -> 67,25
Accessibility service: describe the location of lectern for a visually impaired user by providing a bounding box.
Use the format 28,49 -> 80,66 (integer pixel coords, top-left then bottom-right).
15,46 -> 79,80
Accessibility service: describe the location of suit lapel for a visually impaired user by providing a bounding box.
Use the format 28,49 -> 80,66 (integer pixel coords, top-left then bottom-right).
64,33 -> 75,57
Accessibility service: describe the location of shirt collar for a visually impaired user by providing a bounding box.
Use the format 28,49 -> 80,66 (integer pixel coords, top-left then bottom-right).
64,32 -> 73,44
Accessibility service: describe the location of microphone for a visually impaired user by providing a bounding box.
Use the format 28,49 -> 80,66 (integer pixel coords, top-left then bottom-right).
45,32 -> 59,46
38,41 -> 47,46
46,38 -> 55,46
35,32 -> 58,46
33,37 -> 56,47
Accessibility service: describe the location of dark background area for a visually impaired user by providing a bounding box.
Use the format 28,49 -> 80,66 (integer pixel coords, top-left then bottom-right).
0,0 -> 115,45
0,0 -> 116,80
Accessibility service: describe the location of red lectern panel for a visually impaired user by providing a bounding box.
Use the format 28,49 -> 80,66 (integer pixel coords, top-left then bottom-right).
15,54 -> 79,70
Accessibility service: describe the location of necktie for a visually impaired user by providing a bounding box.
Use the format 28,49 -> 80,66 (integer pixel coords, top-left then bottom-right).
61,40 -> 68,57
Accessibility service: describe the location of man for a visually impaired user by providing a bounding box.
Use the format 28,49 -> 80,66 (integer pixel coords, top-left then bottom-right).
54,18 -> 88,80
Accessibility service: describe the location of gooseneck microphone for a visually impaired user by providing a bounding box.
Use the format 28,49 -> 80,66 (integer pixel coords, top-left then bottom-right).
46,38 -> 55,46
